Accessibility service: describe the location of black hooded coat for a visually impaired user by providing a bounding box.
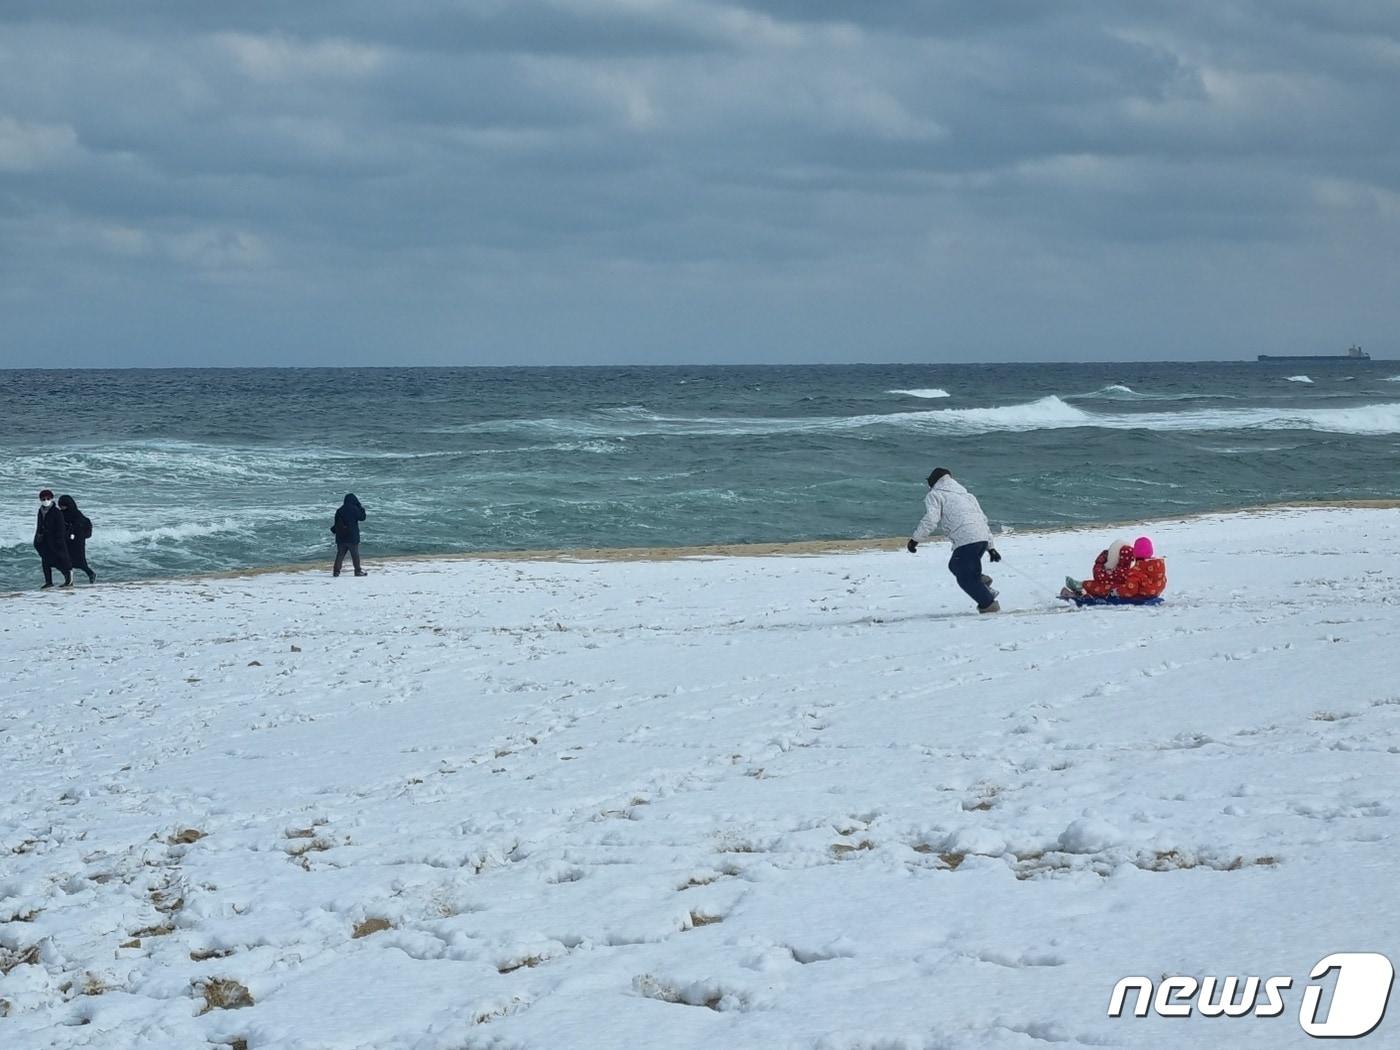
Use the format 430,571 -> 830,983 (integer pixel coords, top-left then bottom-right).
57,495 -> 93,568
333,494 -> 366,545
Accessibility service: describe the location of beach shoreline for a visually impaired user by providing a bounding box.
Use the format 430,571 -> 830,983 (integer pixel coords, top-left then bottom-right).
5,498 -> 1393,596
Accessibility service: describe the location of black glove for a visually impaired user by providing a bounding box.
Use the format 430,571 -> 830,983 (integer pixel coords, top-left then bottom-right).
906,539 -> 918,553
988,547 -> 1002,562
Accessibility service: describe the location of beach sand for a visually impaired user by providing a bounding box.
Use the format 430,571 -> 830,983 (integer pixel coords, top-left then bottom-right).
1,505 -> 1398,1048
56,497 -> 1400,589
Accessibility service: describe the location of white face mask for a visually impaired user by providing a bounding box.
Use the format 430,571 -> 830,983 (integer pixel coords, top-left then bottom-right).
40,499 -> 53,508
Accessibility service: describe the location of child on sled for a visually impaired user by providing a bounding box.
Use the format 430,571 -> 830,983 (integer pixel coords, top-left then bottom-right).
1060,536 -> 1166,603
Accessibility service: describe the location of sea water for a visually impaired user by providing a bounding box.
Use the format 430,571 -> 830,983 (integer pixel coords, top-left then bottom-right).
2,362 -> 1398,590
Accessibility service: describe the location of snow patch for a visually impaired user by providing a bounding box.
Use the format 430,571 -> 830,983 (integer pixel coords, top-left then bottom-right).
1056,817 -> 1125,854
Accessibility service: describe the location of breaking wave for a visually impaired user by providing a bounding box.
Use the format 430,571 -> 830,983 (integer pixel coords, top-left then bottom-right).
1083,384 -> 1141,399
446,396 -> 1400,439
1286,375 -> 1314,384
913,397 -> 1400,436
888,388 -> 951,399
87,520 -> 257,546
0,514 -> 322,556
1067,385 -> 1240,402
12,437 -> 627,485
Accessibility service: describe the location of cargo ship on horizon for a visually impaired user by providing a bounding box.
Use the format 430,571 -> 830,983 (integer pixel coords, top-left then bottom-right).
1257,345 -> 1371,363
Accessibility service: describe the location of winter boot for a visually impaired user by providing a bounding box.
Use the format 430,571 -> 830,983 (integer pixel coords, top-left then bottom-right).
978,600 -> 1001,614
1064,576 -> 1084,595
981,574 -> 994,586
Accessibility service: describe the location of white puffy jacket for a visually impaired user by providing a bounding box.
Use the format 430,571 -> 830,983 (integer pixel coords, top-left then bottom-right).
912,476 -> 996,549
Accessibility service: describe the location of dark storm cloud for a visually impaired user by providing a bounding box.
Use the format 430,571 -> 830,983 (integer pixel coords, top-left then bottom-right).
1,1 -> 1397,366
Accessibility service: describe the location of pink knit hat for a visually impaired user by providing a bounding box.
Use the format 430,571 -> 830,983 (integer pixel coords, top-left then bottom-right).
1133,536 -> 1154,559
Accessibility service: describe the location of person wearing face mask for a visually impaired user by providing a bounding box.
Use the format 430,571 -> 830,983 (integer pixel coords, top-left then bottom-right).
33,489 -> 74,589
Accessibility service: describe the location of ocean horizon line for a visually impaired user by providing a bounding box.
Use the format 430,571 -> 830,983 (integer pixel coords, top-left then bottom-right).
6,357 -> 1394,373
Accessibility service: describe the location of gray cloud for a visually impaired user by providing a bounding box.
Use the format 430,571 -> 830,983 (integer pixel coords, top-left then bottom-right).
1,1 -> 1397,366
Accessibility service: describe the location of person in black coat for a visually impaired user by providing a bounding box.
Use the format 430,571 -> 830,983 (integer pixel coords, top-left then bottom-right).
33,489 -> 73,588
331,493 -> 368,577
57,495 -> 96,583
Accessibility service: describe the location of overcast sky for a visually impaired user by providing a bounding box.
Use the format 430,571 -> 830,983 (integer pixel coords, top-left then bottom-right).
1,1 -> 1397,367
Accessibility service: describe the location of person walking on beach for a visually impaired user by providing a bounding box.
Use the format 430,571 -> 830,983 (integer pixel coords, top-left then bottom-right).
33,489 -> 73,589
56,495 -> 97,583
331,493 -> 368,577
906,468 -> 1001,613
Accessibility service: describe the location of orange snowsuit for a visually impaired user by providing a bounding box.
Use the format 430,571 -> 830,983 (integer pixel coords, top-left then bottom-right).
1118,557 -> 1167,599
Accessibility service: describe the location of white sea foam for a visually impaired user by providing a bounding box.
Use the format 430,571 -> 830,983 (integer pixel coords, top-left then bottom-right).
1067,385 -> 1239,402
1286,375 -> 1314,384
433,395 -> 1400,440
1,517 -> 253,554
880,396 -> 1400,436
1066,384 -> 1149,400
94,520 -> 254,546
1196,445 -> 1299,455
871,396 -> 1091,433
552,440 -> 624,455
887,388 -> 951,399
22,441 -> 626,496
15,440 -> 414,482
1,508 -> 335,556
1098,402 -> 1400,436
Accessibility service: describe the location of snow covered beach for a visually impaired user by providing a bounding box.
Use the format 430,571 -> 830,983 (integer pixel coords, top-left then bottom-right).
2,507 -> 1399,1048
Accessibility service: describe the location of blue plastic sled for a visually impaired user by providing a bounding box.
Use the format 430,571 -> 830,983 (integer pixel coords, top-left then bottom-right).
1059,594 -> 1164,608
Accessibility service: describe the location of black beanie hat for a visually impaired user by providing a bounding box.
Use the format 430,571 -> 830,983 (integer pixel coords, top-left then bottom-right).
927,468 -> 951,487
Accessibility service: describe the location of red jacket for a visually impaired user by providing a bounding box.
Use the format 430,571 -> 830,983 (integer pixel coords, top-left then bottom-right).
1081,544 -> 1136,598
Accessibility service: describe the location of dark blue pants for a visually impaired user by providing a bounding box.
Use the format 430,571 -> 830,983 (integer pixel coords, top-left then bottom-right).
948,541 -> 995,608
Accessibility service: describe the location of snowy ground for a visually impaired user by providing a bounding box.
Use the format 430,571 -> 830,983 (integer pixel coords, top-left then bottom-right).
2,508 -> 1398,1049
